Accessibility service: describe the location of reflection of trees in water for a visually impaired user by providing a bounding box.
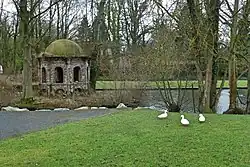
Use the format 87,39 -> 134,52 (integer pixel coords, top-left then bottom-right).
139,89 -> 247,114
217,90 -> 230,114
237,89 -> 247,108
139,90 -> 199,112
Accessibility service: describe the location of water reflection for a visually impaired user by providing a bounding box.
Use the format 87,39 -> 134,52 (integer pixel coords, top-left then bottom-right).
139,89 -> 247,114
216,90 -> 229,114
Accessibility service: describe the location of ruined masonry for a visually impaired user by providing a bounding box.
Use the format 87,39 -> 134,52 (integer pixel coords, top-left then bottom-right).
37,39 -> 90,96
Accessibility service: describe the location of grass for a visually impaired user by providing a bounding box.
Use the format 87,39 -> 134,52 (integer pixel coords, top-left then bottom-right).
11,80 -> 247,89
0,110 -> 250,167
95,80 -> 247,89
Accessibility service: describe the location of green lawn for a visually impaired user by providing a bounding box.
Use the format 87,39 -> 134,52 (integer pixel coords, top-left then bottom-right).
13,80 -> 248,89
1,110 -> 250,167
96,80 -> 247,89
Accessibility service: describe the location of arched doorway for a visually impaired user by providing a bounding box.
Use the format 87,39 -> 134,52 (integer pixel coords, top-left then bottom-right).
42,67 -> 46,83
55,67 -> 63,83
86,66 -> 89,81
73,66 -> 81,82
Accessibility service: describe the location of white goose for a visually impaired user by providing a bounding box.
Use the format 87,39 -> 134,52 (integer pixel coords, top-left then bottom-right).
198,113 -> 205,123
157,109 -> 168,119
180,115 -> 189,126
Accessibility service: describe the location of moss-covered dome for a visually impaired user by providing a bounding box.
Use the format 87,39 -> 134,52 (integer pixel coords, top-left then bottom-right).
45,39 -> 83,57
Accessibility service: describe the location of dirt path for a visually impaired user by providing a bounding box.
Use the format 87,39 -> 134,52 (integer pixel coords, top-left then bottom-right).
0,109 -> 117,140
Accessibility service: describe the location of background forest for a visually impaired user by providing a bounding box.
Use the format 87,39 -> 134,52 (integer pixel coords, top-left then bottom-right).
0,0 -> 250,113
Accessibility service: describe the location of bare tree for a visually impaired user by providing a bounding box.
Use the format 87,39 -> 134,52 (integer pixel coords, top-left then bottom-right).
12,0 -> 61,99
228,0 -> 239,112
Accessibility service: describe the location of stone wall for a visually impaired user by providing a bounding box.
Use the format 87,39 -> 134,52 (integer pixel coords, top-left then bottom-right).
38,57 -> 90,96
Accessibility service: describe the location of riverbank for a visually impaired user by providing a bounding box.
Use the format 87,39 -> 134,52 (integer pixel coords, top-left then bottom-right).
1,88 -> 248,113
5,90 -> 142,111
1,78 -> 248,113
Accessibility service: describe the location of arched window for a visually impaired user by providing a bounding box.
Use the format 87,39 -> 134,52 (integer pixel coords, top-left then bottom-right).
73,66 -> 81,82
42,67 -> 46,83
55,67 -> 64,83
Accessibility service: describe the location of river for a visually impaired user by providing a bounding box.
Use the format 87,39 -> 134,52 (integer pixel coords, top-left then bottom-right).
137,89 -> 247,114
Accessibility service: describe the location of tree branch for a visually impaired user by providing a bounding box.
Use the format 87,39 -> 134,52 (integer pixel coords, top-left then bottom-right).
29,0 -> 62,22
219,14 -> 231,25
11,0 -> 20,15
220,8 -> 232,18
137,26 -> 154,39
224,0 -> 233,14
30,0 -> 43,15
152,0 -> 179,23
238,68 -> 248,80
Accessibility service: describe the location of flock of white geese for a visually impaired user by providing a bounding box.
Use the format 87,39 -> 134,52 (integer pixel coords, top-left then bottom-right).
157,109 -> 205,126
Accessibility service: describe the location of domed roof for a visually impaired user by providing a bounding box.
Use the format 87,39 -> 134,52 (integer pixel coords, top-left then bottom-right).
44,39 -> 84,57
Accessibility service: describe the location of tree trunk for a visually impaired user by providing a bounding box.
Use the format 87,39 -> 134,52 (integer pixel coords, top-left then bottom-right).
245,0 -> 250,114
187,0 -> 204,112
202,0 -> 220,113
13,16 -> 19,73
22,44 -> 33,99
209,0 -> 220,111
56,2 -> 60,39
48,0 -> 53,40
89,46 -> 99,91
210,61 -> 218,110
246,65 -> 250,114
228,0 -> 239,110
229,56 -> 237,109
203,57 -> 213,113
20,0 -> 33,99
195,63 -> 204,112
